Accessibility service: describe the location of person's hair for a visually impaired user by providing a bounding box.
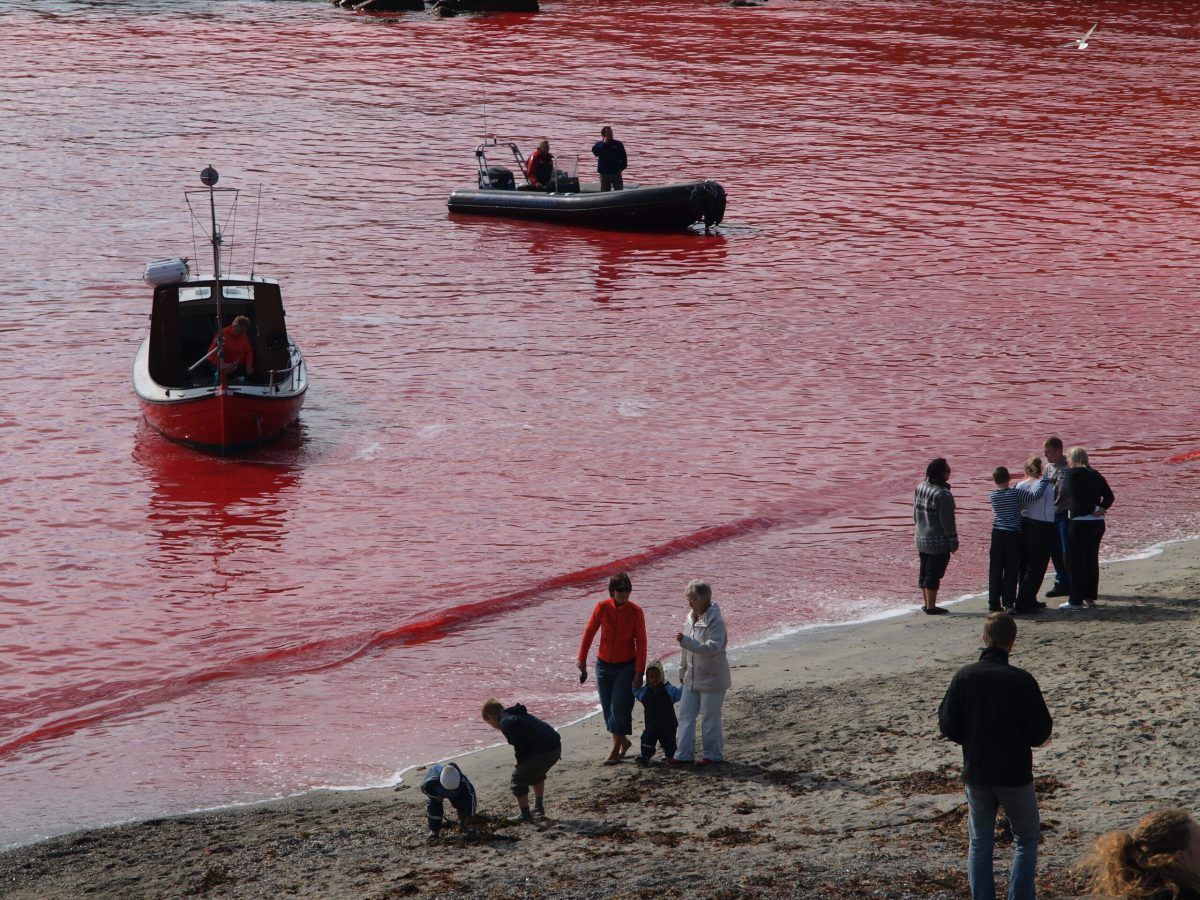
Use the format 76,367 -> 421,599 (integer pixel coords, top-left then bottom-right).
1085,809 -> 1200,899
232,315 -> 251,330
1068,446 -> 1090,468
608,572 -> 632,596
925,457 -> 950,483
601,125 -> 613,137
538,139 -> 549,151
992,466 -> 1010,485
982,612 -> 1016,649
481,699 -> 505,721
686,579 -> 712,601
1024,456 -> 1043,478
1044,436 -> 1063,451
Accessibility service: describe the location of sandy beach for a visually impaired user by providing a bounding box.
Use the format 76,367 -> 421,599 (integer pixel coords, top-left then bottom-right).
3,541 -> 1199,899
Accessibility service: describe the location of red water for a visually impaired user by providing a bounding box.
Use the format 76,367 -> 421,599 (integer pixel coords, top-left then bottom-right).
3,0 -> 1200,847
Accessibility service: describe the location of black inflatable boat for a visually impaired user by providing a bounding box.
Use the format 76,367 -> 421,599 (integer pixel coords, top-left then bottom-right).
447,138 -> 726,231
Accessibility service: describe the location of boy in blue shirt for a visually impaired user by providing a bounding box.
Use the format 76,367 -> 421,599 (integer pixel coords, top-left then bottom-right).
988,467 -> 1050,613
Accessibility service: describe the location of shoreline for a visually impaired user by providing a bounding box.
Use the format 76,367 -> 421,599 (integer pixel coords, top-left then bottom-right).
4,540 -> 1200,896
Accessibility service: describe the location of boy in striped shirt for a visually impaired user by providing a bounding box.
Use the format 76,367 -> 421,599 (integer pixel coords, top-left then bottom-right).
988,467 -> 1050,612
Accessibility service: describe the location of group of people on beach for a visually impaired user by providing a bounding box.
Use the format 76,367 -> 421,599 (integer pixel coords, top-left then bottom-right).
916,438 -> 1200,898
419,437 -> 1200,899
420,572 -> 729,835
915,436 -> 1115,616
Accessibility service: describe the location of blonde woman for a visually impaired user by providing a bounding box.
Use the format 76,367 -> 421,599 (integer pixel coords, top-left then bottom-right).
1084,809 -> 1200,898
1060,447 -> 1115,610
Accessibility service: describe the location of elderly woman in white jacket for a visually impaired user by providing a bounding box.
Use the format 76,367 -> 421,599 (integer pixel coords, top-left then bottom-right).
669,579 -> 732,765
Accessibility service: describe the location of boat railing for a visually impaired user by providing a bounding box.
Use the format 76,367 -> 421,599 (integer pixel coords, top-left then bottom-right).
267,360 -> 303,392
186,350 -> 212,373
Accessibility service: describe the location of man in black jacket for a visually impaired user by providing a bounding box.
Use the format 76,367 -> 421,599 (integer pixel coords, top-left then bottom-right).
591,125 -> 628,192
939,613 -> 1052,900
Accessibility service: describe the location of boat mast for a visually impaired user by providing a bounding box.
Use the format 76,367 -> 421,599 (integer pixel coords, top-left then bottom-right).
201,165 -> 224,379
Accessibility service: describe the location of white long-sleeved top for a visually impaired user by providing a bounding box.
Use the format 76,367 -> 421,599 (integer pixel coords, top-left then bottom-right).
678,601 -> 732,693
1017,476 -> 1056,523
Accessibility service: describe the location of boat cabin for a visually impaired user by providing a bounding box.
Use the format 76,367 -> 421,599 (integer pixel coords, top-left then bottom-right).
147,277 -> 294,389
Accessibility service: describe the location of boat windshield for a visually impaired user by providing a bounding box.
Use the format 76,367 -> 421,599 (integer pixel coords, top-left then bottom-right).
177,284 -> 255,301
552,154 -> 578,179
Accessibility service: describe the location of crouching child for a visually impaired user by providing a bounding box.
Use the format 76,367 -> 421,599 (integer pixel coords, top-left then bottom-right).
633,659 -> 681,765
482,698 -> 562,822
419,762 -> 476,839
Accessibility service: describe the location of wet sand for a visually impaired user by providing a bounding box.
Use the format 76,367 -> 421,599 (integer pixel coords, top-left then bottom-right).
3,542 -> 1199,898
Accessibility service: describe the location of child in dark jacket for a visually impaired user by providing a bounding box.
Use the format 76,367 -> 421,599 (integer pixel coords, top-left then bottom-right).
418,762 -> 476,839
482,698 -> 562,822
633,660 -> 682,765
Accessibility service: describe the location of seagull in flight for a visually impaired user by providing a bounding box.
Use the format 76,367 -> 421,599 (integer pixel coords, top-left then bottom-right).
1064,23 -> 1098,50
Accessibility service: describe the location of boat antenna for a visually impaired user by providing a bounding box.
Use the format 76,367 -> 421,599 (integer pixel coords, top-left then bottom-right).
189,214 -> 201,277
201,165 -> 224,380
202,165 -> 222,280
222,191 -> 238,276
250,183 -> 262,278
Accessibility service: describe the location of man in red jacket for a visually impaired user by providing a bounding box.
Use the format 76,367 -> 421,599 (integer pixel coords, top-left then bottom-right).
577,571 -> 647,765
206,315 -> 254,380
525,140 -> 554,190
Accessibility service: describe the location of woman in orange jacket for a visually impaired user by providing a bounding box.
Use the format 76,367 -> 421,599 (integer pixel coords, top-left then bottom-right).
577,571 -> 647,765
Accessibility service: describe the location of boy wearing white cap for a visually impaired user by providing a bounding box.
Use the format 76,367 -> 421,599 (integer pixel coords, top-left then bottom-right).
419,763 -> 477,839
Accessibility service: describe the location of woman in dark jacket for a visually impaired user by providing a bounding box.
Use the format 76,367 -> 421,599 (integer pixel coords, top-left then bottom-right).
1060,446 -> 1114,610
914,457 -> 958,616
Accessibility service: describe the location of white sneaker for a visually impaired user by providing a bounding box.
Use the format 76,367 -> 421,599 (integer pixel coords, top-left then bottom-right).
1058,601 -> 1086,610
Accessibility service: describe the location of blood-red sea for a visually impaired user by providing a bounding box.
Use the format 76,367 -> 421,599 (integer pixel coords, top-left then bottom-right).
2,0 -> 1199,848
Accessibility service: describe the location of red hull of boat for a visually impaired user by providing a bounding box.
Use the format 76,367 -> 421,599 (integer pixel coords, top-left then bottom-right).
139,389 -> 305,452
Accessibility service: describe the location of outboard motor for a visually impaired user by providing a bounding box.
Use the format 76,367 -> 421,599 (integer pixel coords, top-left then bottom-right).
484,166 -> 515,190
690,180 -> 727,229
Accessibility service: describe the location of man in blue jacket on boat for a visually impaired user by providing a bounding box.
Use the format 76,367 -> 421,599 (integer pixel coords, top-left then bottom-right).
592,125 -> 628,192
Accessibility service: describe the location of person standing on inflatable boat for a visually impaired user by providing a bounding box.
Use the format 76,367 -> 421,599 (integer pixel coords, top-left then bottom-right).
592,125 -> 628,192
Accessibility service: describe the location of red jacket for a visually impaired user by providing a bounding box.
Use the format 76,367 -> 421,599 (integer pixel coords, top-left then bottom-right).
526,148 -> 553,187
207,326 -> 254,370
578,597 -> 647,672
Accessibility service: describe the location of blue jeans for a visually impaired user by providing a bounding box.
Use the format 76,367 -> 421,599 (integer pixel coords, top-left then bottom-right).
966,782 -> 1039,900
595,659 -> 635,736
1050,512 -> 1070,590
